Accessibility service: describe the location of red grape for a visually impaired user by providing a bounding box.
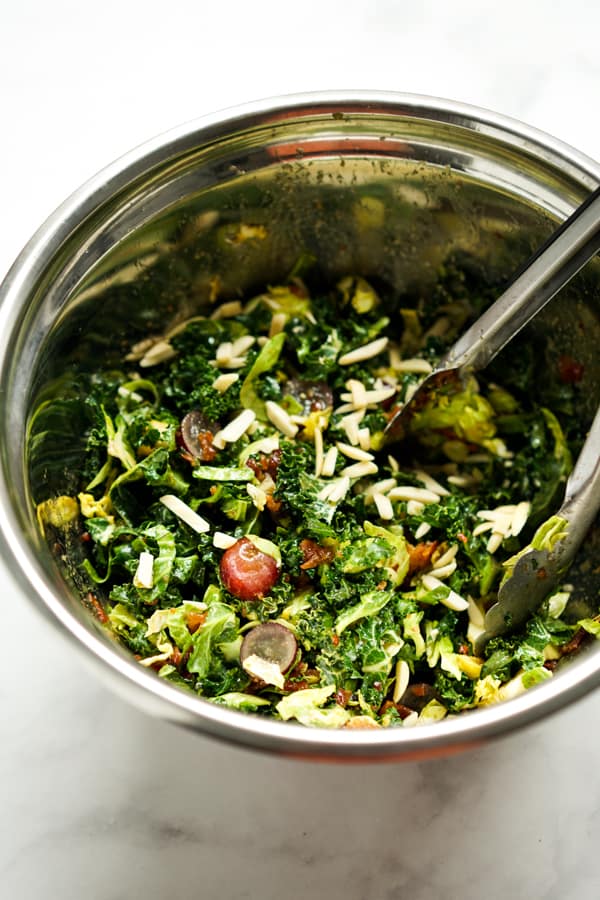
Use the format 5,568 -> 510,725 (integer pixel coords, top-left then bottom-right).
220,537 -> 279,601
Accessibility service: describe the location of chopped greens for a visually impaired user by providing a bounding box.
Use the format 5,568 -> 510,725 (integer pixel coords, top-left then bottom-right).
39,269 -> 598,730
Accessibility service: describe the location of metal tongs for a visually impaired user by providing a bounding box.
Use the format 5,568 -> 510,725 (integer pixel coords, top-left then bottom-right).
384,186 -> 600,647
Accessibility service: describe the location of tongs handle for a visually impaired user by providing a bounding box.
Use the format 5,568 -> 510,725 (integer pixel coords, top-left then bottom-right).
443,185 -> 600,373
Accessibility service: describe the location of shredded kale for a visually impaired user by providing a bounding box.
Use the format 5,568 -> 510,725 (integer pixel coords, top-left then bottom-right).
39,265 -> 595,729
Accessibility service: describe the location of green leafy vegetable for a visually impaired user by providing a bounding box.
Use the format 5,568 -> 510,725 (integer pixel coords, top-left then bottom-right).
276,685 -> 351,728
43,265 -> 594,730
335,590 -> 393,635
187,595 -> 238,677
239,333 -> 286,420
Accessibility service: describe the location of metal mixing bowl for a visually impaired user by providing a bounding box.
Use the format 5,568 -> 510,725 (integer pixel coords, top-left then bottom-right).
1,92 -> 599,760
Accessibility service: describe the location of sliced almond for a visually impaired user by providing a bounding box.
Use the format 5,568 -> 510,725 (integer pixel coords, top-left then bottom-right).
338,336 -> 389,366
265,400 -> 298,438
159,495 -> 210,533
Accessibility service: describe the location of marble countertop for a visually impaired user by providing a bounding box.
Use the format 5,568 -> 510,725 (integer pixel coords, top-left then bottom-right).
2,3 -> 600,897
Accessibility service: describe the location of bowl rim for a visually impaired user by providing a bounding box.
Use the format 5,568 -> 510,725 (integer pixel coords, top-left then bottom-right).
1,90 -> 599,760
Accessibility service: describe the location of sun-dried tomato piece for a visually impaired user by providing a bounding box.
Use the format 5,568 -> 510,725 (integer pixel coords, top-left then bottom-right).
335,688 -> 352,708
559,627 -> 589,656
558,354 -> 584,384
247,449 -> 282,482
187,611 -> 207,634
407,541 -> 438,578
299,538 -> 335,570
379,700 -> 415,720
178,411 -> 220,461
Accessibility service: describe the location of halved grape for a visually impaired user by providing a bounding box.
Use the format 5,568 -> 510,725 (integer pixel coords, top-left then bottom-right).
220,537 -> 279,601
284,378 -> 333,413
179,410 -> 219,460
240,622 -> 298,674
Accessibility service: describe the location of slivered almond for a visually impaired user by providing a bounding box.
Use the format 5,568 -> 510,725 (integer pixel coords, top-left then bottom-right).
327,476 -> 351,503
247,483 -> 267,511
340,410 -> 365,446
373,492 -> 394,520
213,532 -> 238,550
314,426 -> 324,477
269,312 -> 287,337
265,400 -> 298,438
487,532 -> 504,554
362,386 -> 396,404
139,340 -> 177,368
511,501 -> 530,536
414,469 -> 450,496
341,386 -> 396,406
465,453 -> 490,463
344,379 -> 367,408
393,358 -> 433,374
357,427 -> 371,451
472,521 -> 494,537
340,461 -> 378,479
321,446 -> 338,478
336,442 -> 374,462
388,486 -> 440,504
213,409 -> 256,448
388,345 -> 403,370
318,476 -> 351,504
421,573 -> 469,611
160,495 -> 210,533
429,560 -> 456,580
403,382 -> 420,403
210,300 -> 243,320
432,544 -> 459,569
447,474 -> 474,487
477,511 -> 513,535
126,336 -> 157,361
338,336 -> 389,366
133,551 -> 154,589
364,477 -> 397,497
212,373 -> 239,393
118,386 -> 144,403
231,335 -> 255,357
220,357 -> 247,369
393,660 -> 410,703
468,596 -> 485,628
216,341 -> 233,362
477,505 -> 516,520
318,483 -> 334,501
334,403 -> 356,415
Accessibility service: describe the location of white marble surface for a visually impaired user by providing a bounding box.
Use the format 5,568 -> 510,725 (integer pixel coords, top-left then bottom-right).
2,2 -> 600,897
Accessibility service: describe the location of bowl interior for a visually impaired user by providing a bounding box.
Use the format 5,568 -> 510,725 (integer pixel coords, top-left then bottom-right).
2,96 -> 600,756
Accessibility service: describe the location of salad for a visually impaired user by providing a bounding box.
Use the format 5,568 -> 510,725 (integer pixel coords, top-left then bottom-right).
37,266 -> 600,729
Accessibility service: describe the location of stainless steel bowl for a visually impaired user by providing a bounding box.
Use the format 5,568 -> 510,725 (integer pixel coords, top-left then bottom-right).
1,92 -> 599,760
